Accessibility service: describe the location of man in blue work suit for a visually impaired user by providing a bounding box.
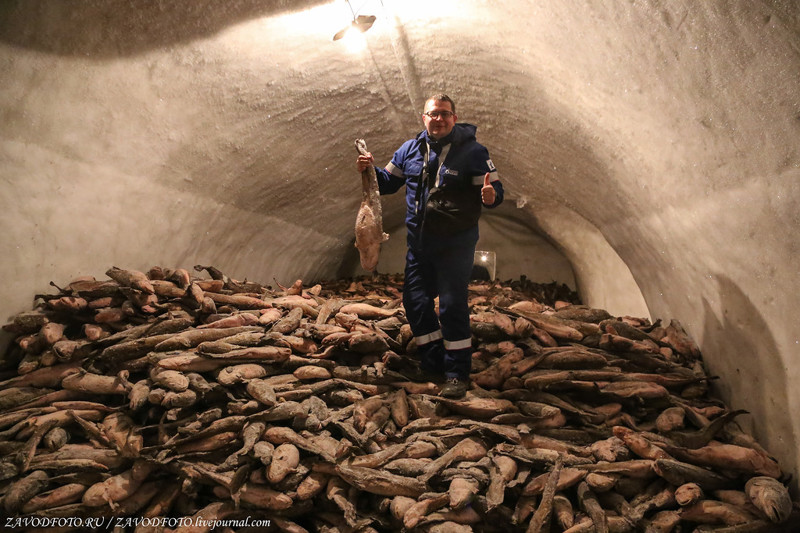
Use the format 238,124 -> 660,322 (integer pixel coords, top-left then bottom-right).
356,94 -> 504,398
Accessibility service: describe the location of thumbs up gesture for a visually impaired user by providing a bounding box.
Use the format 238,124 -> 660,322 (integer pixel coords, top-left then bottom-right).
481,172 -> 496,205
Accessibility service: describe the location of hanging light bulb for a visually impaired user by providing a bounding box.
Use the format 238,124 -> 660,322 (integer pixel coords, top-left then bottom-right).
333,15 -> 376,40
333,0 -> 376,41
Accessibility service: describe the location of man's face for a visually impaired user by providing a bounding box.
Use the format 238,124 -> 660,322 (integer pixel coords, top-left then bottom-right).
422,99 -> 457,140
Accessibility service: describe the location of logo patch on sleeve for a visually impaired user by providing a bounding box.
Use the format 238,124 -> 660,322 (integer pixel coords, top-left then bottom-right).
486,159 -> 496,171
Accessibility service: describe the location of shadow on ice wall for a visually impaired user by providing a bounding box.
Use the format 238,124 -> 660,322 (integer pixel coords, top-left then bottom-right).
702,274 -> 797,490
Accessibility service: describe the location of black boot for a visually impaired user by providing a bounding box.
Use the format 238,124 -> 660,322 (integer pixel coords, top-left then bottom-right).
441,376 -> 469,398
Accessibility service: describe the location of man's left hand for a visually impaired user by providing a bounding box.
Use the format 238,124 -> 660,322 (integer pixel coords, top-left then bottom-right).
481,173 -> 496,205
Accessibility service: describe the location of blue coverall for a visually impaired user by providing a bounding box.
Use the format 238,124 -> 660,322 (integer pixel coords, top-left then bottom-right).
374,123 -> 504,380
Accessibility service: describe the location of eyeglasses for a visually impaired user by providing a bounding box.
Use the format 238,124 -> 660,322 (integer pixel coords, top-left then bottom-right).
423,110 -> 454,119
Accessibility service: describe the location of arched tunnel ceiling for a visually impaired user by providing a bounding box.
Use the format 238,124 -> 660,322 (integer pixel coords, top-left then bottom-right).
1,0 -> 799,491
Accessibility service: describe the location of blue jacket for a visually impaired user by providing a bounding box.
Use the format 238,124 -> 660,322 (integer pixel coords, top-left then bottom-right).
375,123 -> 504,250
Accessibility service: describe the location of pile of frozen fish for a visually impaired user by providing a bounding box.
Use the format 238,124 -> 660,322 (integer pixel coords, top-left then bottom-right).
0,265 -> 797,533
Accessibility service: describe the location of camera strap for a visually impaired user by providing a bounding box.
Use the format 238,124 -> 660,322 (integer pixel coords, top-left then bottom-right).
424,141 -> 451,188
416,140 -> 451,214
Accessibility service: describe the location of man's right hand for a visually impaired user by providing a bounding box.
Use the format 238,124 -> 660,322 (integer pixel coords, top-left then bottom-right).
356,152 -> 374,173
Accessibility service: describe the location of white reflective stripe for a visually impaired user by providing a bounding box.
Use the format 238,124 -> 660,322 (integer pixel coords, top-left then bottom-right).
436,144 -> 451,187
426,142 -> 452,187
444,338 -> 473,350
472,172 -> 498,186
415,330 -> 443,345
386,162 -> 403,177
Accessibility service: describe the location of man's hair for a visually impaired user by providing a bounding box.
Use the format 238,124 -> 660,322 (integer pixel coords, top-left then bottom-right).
426,94 -> 456,114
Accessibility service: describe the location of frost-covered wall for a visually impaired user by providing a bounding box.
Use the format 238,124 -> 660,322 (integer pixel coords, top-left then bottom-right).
1,0 -> 798,491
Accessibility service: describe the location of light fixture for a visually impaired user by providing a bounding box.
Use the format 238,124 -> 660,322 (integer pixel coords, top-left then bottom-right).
333,0 -> 377,41
473,251 -> 497,281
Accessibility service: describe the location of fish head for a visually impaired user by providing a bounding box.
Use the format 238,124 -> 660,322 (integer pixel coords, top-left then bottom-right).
359,244 -> 380,272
